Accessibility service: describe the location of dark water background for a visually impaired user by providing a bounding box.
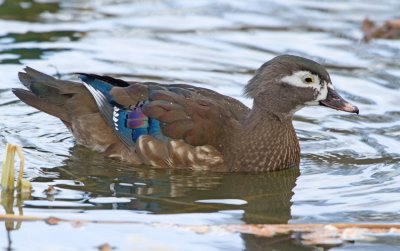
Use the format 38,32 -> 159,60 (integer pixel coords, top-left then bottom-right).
0,0 -> 400,250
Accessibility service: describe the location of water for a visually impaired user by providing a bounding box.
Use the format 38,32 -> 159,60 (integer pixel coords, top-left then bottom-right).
0,0 -> 400,250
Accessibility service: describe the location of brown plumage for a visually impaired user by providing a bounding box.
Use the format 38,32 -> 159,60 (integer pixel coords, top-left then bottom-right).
12,55 -> 359,172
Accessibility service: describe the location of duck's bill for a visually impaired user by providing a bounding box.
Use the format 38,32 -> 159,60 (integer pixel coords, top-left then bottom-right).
319,87 -> 359,114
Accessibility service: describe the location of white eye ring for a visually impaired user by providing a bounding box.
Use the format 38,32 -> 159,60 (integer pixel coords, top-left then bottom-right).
304,75 -> 314,84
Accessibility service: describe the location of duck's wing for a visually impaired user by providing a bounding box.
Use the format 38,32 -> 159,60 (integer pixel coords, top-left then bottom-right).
80,74 -> 250,150
143,87 -> 246,147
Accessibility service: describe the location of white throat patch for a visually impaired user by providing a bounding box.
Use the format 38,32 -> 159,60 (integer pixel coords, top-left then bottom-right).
281,71 -> 329,106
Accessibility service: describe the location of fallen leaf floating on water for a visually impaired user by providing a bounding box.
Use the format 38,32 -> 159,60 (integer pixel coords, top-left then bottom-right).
362,18 -> 400,41
97,243 -> 114,251
44,185 -> 58,197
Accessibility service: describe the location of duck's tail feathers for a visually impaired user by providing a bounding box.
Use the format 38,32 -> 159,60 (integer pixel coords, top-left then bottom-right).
13,67 -> 85,122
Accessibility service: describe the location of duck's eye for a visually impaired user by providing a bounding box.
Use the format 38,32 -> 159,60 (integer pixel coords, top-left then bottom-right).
304,76 -> 314,83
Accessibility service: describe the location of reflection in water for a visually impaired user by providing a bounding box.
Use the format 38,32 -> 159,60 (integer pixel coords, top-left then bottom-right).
1,188 -> 27,251
184,169 -> 300,224
0,30 -> 82,64
243,234 -> 314,251
0,0 -> 59,21
32,146 -> 299,225
28,146 -> 305,250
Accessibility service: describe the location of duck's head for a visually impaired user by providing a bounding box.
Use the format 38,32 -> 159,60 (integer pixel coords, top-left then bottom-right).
245,55 -> 359,118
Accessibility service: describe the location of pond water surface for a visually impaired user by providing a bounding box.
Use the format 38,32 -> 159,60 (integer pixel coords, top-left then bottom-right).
1,0 -> 400,250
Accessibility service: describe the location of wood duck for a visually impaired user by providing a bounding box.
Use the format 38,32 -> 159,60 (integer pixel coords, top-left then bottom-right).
13,55 -> 359,172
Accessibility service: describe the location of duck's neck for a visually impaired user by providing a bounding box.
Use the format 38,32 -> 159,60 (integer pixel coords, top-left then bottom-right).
228,106 -> 300,172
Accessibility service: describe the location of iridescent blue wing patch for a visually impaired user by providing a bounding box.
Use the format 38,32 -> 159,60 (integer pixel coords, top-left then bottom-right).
80,73 -> 168,147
